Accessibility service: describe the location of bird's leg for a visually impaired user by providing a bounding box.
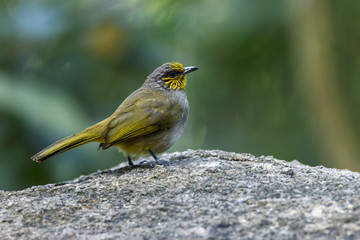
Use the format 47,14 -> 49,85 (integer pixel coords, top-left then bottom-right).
148,149 -> 169,166
128,156 -> 134,166
127,155 -> 152,167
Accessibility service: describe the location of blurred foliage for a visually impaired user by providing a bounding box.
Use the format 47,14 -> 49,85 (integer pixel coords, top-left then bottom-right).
0,0 -> 360,190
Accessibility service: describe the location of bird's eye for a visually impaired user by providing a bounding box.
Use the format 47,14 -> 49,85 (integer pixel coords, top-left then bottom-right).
168,72 -> 177,78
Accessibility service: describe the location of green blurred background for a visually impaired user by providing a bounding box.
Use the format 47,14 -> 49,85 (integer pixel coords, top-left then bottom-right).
1,0 -> 360,190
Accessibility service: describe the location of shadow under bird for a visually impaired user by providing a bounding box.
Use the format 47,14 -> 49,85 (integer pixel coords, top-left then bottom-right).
31,62 -> 198,166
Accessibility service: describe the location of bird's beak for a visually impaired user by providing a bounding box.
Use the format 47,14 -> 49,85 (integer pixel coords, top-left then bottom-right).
182,66 -> 199,76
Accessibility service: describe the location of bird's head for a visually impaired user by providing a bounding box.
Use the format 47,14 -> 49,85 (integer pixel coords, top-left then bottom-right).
146,62 -> 198,90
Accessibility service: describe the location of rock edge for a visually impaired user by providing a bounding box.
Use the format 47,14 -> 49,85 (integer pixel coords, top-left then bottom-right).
0,149 -> 359,239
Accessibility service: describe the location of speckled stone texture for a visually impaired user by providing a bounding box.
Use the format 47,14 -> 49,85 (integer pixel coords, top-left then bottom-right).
1,149 -> 360,239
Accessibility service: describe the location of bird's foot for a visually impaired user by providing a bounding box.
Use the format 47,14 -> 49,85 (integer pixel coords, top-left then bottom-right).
148,149 -> 170,166
155,159 -> 170,166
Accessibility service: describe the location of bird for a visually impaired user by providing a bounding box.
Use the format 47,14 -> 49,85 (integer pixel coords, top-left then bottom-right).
31,62 -> 198,166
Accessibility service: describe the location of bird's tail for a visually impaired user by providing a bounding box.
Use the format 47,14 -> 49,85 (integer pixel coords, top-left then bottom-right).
31,127 -> 102,163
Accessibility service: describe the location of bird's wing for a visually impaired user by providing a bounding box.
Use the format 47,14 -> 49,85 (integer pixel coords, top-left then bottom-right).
102,92 -> 183,149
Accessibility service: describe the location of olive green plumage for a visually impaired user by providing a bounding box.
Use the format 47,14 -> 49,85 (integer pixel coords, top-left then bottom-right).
31,62 -> 198,166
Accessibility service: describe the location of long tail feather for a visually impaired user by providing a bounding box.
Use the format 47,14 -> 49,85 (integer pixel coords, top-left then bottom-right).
31,130 -> 100,163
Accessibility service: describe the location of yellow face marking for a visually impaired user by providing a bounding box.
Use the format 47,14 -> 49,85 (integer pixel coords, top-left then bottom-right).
163,75 -> 187,90
162,62 -> 187,90
163,74 -> 187,90
170,62 -> 184,72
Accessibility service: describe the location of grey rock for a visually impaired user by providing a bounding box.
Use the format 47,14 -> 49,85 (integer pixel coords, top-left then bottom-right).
1,149 -> 360,239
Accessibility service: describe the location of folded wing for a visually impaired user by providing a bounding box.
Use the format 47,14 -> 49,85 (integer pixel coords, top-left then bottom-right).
101,91 -> 183,149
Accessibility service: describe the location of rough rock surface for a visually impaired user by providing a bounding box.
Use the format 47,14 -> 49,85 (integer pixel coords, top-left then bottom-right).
1,149 -> 360,239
